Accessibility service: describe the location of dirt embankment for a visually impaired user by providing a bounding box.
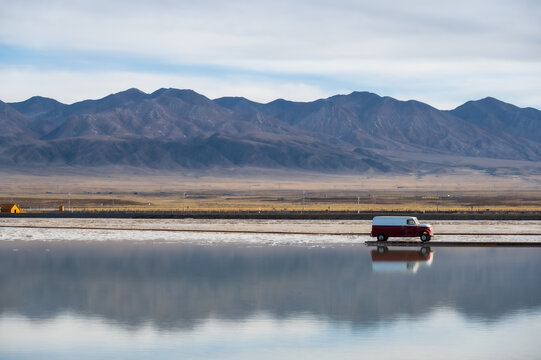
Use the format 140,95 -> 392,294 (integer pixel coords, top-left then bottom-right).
1,210 -> 540,220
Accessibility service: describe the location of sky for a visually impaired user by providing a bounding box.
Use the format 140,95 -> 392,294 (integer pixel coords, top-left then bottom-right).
0,0 -> 540,109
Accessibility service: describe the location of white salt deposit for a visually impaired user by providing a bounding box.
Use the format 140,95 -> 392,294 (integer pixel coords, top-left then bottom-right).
1,218 -> 540,244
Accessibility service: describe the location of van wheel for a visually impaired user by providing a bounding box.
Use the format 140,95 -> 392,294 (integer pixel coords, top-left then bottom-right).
377,234 -> 387,241
420,233 -> 431,242
377,246 -> 387,254
420,246 -> 431,256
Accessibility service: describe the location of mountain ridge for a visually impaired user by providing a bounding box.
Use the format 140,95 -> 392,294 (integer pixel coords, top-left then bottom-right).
2,88 -> 540,175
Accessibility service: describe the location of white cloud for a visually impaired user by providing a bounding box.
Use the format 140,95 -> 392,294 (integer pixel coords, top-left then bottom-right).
1,65 -> 539,110
1,0 -> 539,62
0,0 -> 539,108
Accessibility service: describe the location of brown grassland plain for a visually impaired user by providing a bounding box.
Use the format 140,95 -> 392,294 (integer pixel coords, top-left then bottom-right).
1,170 -> 540,213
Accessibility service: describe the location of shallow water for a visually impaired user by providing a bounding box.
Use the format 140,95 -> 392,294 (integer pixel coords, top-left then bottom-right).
1,232 -> 541,359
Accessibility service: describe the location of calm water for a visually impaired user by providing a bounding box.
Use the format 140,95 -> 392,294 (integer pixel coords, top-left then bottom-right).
1,238 -> 541,359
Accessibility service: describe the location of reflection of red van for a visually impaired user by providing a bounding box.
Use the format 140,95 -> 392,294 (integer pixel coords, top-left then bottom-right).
371,247 -> 433,273
371,216 -> 433,242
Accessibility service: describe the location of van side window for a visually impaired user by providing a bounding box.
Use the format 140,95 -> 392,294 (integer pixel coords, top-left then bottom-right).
407,219 -> 415,225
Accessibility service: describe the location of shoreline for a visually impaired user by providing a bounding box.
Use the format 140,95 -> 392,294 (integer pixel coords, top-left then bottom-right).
2,210 -> 540,220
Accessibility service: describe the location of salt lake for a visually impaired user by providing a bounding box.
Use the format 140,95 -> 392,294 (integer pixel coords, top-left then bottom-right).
0,221 -> 540,359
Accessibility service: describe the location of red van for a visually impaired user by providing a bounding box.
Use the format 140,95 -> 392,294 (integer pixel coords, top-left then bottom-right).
371,216 -> 433,242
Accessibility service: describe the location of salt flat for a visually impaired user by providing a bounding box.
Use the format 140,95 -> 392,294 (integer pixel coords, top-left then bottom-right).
2,218 -> 541,234
1,218 -> 540,244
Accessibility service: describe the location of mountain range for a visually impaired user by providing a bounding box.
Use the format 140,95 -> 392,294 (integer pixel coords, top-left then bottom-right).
1,88 -> 540,175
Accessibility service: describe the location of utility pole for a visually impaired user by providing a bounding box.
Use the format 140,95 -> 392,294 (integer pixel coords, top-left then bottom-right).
183,192 -> 186,212
302,191 -> 305,213
68,192 -> 71,212
357,196 -> 360,214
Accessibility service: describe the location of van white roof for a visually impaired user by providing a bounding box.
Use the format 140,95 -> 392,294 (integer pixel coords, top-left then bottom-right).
372,216 -> 418,225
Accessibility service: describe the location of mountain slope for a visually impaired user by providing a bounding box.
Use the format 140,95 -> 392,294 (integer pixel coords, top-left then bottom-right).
9,96 -> 68,136
0,101 -> 37,145
449,97 -> 541,143
244,92 -> 541,160
2,135 -> 403,172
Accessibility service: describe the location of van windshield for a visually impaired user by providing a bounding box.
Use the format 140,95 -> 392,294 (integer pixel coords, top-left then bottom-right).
407,218 -> 419,225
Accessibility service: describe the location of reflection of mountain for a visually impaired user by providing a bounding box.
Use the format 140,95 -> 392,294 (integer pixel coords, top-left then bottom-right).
0,241 -> 540,330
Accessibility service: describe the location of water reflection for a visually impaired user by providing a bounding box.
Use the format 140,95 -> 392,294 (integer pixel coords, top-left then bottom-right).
371,246 -> 433,273
1,241 -> 541,331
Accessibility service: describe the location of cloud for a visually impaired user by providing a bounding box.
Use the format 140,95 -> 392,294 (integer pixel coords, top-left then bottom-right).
1,65 -> 538,111
0,0 -> 539,108
1,0 -> 539,61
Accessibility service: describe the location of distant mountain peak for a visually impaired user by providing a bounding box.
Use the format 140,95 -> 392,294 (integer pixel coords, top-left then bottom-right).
152,88 -> 201,96
449,96 -> 541,143
10,95 -> 65,107
83,88 -> 148,105
8,96 -> 67,122
214,96 -> 261,110
480,96 -> 499,101
150,88 -> 212,105
266,98 -> 292,105
122,87 -> 145,94
348,90 -> 380,97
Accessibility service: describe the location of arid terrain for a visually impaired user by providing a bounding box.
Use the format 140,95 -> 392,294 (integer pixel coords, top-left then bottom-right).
2,170 -> 540,213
